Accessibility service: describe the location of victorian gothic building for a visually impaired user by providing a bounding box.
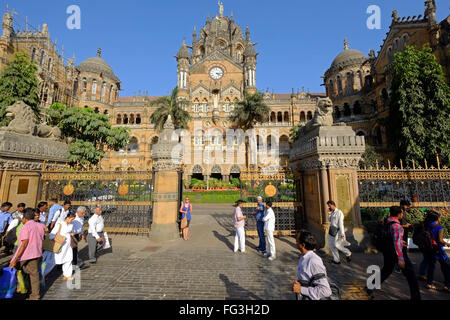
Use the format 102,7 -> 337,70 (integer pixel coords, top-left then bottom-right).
0,1 -> 448,175
323,0 -> 449,159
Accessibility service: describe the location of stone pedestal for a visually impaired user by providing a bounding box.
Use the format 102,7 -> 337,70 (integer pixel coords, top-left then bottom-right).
149,116 -> 182,242
0,132 -> 68,206
290,124 -> 367,251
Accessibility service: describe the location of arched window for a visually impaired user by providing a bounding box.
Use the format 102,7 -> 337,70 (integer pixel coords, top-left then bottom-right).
337,76 -> 343,95
374,127 -> 383,146
256,135 -> 263,151
300,112 -> 306,123
116,115 -> 122,125
334,107 -> 341,119
123,114 -> 129,125
136,114 -> 142,125
92,80 -> 97,95
365,75 -> 373,88
353,101 -> 362,115
101,82 -> 106,97
104,110 -> 109,115
267,135 -> 273,150
346,73 -> 353,94
94,107 -> 99,114
355,71 -> 362,89
39,50 -> 45,66
30,48 -> 36,62
279,135 -> 290,156
109,85 -> 113,103
284,112 -> 290,123
381,88 -> 389,108
343,103 -> 351,117
82,78 -> 87,93
127,137 -> 139,152
277,112 -> 282,123
130,114 -> 135,125
356,131 -> 365,137
307,111 -> 313,121
270,112 -> 276,123
47,58 -> 52,71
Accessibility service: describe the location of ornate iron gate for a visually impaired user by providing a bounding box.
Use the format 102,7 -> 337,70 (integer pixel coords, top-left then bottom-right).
240,171 -> 303,236
37,168 -> 154,236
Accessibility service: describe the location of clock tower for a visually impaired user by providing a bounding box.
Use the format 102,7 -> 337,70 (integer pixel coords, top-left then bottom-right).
174,3 -> 258,124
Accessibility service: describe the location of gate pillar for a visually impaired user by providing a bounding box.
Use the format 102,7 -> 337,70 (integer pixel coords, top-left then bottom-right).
149,116 -> 182,241
290,98 -> 367,251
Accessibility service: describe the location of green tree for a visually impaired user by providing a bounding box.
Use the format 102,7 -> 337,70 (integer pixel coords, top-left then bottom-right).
386,45 -> 450,165
359,145 -> 383,168
229,90 -> 271,169
46,103 -> 130,167
150,87 -> 191,131
0,51 -> 40,126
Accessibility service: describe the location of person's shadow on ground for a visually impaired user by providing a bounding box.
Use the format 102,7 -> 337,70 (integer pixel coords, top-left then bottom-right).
219,273 -> 261,300
212,231 -> 234,251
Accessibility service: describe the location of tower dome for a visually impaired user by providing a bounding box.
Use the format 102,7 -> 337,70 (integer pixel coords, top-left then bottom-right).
78,48 -> 119,82
329,39 -> 367,72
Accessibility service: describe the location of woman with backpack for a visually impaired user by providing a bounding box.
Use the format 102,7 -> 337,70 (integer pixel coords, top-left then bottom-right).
418,212 -> 450,292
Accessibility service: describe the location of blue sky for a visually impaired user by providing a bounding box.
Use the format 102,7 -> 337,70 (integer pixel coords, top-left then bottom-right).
4,0 -> 449,97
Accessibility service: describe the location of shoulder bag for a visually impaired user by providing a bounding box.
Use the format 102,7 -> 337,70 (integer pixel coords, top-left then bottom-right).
42,223 -> 66,254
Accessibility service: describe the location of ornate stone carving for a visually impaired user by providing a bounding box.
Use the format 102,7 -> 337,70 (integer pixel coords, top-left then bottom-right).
151,117 -> 182,172
0,101 -> 62,141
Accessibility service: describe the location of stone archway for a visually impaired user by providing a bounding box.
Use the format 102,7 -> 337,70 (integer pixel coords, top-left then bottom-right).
211,165 -> 223,181
192,165 -> 204,180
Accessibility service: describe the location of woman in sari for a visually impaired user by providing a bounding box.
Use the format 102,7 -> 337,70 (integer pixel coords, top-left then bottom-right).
50,212 -> 76,280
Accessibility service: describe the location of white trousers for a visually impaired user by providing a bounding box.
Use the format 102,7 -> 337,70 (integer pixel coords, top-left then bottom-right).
266,230 -> 276,258
62,261 -> 73,278
234,227 -> 246,252
328,235 -> 351,263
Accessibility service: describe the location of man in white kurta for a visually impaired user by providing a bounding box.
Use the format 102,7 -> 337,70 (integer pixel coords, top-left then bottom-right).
263,201 -> 276,261
233,201 -> 247,253
327,201 -> 352,264
87,206 -> 105,263
50,213 -> 76,279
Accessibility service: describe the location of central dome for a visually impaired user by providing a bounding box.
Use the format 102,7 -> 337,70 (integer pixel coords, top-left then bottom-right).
329,39 -> 368,72
78,49 -> 119,82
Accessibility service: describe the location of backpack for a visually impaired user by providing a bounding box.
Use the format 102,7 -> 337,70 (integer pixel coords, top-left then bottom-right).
372,219 -> 398,253
3,225 -> 17,246
297,273 -> 341,300
412,224 -> 439,254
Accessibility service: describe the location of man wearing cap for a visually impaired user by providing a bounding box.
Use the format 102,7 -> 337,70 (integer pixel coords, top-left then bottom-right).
254,196 -> 266,254
234,200 -> 247,253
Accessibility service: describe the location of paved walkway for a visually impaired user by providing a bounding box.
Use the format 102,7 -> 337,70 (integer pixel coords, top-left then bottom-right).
1,204 -> 449,300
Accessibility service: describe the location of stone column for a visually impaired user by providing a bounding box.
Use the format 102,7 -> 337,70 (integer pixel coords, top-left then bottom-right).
150,116 -> 182,242
290,99 -> 366,251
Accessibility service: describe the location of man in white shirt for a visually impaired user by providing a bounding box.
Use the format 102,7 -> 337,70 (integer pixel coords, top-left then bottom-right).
293,231 -> 332,300
233,200 -> 247,253
50,200 -> 72,231
87,206 -> 105,264
327,200 -> 352,264
72,206 -> 87,269
263,201 -> 276,261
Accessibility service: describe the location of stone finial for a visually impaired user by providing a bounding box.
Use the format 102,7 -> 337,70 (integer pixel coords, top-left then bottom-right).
369,49 -> 376,59
163,115 -> 175,130
392,10 -> 398,21
218,0 -> 224,18
246,25 -> 250,41
344,38 -> 349,50
97,47 -> 102,58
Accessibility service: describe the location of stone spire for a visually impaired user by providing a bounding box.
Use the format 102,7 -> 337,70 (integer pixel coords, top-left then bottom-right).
192,26 -> 197,43
176,38 -> 190,59
163,115 -> 175,130
218,0 -> 224,18
246,24 -> 250,41
344,38 -> 349,50
424,0 -> 437,25
97,47 -> 102,58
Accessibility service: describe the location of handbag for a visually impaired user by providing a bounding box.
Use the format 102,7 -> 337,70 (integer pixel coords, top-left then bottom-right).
180,217 -> 188,229
329,225 -> 339,237
42,224 -> 66,254
0,267 -> 17,299
16,270 -> 27,294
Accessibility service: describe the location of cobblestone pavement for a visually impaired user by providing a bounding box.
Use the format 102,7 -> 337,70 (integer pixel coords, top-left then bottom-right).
1,204 -> 449,300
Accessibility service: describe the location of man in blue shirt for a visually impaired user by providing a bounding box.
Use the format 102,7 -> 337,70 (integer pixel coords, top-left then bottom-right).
0,202 -> 13,234
254,196 -> 266,254
47,198 -> 62,230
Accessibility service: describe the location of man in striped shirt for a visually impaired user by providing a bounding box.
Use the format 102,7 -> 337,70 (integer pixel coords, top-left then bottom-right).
377,206 -> 421,300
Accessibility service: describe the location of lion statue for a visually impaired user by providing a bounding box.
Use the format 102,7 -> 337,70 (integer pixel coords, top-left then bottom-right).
296,97 -> 334,136
0,101 -> 62,141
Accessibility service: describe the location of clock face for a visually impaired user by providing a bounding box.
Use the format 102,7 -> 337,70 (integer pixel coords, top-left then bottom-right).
209,67 -> 224,80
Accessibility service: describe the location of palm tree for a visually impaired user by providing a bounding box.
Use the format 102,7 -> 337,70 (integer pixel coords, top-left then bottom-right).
229,90 -> 271,171
150,87 -> 191,131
